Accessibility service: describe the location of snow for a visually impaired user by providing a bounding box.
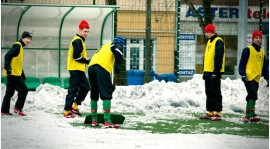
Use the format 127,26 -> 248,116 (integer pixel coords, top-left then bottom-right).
1,74 -> 269,149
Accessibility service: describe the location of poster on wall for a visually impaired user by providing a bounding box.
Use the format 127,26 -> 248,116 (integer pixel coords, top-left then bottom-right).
247,34 -> 252,46
178,33 -> 196,76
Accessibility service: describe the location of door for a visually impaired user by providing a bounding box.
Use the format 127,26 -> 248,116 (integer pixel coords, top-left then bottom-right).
126,39 -> 144,70
125,38 -> 156,71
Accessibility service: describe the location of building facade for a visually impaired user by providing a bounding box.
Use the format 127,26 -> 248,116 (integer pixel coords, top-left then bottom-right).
1,0 -> 269,80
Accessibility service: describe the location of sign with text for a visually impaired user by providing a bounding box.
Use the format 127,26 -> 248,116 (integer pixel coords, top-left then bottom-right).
179,33 -> 196,76
181,5 -> 269,22
178,69 -> 195,76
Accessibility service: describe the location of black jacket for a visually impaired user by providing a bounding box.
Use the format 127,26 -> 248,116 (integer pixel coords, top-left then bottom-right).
110,42 -> 123,66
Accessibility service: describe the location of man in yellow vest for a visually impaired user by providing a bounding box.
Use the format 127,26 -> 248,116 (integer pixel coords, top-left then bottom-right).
200,24 -> 225,121
88,35 -> 125,128
239,30 -> 269,122
1,31 -> 32,116
63,20 -> 91,118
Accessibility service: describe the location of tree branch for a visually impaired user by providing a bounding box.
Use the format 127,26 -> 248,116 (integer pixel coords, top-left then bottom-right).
183,0 -> 205,29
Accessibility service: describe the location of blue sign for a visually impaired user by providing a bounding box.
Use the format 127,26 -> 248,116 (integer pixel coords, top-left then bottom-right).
178,69 -> 195,76
262,22 -> 269,34
180,34 -> 195,40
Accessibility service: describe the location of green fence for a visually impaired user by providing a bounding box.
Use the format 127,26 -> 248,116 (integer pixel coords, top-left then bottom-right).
1,1 -> 269,85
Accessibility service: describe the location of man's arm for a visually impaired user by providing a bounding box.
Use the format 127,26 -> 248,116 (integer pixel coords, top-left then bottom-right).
72,39 -> 89,64
111,42 -> 123,65
238,48 -> 250,76
213,39 -> 225,73
111,42 -> 123,74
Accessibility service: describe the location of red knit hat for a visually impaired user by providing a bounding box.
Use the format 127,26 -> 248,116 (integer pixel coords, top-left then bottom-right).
204,24 -> 216,34
79,20 -> 90,29
252,30 -> 262,41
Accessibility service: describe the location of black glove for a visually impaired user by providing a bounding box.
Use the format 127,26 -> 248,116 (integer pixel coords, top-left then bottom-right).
21,71 -> 26,81
85,59 -> 90,65
241,75 -> 248,82
211,74 -> 218,80
202,74 -> 205,80
115,65 -> 121,74
111,84 -> 116,93
6,69 -> 11,76
267,79 -> 269,87
202,74 -> 211,80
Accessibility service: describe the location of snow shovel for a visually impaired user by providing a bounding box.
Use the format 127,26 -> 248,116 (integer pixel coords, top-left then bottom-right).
84,113 -> 125,124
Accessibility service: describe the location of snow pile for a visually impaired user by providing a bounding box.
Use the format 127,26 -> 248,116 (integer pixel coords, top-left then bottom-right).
1,74 -> 269,149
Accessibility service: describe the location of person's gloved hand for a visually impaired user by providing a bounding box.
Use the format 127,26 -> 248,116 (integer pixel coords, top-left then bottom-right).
241,75 -> 248,82
202,74 -> 206,80
115,65 -> 121,74
21,71 -> 26,81
202,74 -> 211,80
111,84 -> 116,93
85,59 -> 90,65
6,69 -> 11,76
266,79 -> 269,87
211,74 -> 218,80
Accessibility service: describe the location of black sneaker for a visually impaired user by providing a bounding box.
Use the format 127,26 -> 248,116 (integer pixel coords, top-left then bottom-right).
104,121 -> 119,128
63,112 -> 76,118
71,107 -> 82,116
1,112 -> 12,116
244,116 -> 249,122
200,113 -> 214,119
92,120 -> 99,126
250,114 -> 260,122
211,114 -> 221,121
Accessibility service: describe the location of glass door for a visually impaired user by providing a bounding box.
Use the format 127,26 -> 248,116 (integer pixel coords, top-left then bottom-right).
126,39 -> 144,70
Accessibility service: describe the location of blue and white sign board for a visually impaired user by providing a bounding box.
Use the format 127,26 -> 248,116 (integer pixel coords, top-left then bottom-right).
179,33 -> 196,76
179,69 -> 195,76
182,5 -> 269,22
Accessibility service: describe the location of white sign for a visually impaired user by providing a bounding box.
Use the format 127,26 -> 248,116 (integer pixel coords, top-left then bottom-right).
179,33 -> 196,76
181,5 -> 269,22
247,34 -> 252,46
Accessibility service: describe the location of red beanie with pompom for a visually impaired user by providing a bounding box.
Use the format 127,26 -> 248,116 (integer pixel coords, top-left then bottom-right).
204,24 -> 216,34
252,30 -> 262,41
79,20 -> 90,29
